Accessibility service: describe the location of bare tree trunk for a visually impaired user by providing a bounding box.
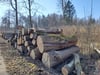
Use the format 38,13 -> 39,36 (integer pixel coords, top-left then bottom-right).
28,0 -> 32,28
15,0 -> 18,31
10,0 -> 18,32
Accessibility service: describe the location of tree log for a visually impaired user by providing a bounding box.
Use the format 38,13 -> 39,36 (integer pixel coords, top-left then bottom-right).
17,37 -> 24,45
17,45 -> 28,55
24,35 -> 32,41
37,36 -> 76,53
27,46 -> 36,55
30,48 -> 42,60
42,46 -> 79,68
74,53 -> 83,75
61,59 -> 74,75
24,41 -> 33,47
22,28 -> 28,35
32,39 -> 36,45
36,29 -> 62,34
28,28 -> 36,34
94,47 -> 100,54
27,46 -> 36,51
30,33 -> 37,39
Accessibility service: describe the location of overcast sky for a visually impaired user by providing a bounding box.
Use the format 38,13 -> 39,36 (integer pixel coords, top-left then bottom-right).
0,0 -> 100,20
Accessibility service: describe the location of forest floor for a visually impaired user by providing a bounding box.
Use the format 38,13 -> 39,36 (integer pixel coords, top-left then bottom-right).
0,37 -> 60,75
0,40 -> 8,75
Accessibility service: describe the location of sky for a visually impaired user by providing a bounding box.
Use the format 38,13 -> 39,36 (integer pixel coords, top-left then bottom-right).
0,0 -> 100,19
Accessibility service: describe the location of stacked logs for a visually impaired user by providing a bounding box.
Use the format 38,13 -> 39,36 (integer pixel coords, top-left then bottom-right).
17,28 -> 37,56
16,27 -> 80,74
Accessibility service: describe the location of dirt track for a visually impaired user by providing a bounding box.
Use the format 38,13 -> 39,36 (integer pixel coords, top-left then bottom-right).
0,37 -> 60,75
0,51 -> 8,75
0,38 -> 8,75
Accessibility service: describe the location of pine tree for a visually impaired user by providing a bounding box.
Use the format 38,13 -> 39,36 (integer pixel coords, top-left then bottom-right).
62,0 -> 76,24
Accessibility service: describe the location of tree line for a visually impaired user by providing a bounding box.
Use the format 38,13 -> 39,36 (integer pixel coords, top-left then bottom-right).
0,0 -> 99,30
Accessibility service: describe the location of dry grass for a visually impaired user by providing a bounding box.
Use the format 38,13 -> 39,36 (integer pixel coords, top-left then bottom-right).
58,25 -> 100,75
58,25 -> 100,55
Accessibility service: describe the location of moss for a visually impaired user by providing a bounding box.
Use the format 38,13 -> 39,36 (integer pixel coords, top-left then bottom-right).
48,34 -> 77,41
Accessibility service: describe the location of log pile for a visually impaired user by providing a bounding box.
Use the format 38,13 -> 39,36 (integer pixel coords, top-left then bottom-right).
42,46 -> 79,68
17,28 -> 64,56
17,28 -> 37,56
5,27 -> 82,75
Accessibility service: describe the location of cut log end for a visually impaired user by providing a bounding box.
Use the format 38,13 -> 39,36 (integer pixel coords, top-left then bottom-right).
30,48 -> 42,60
61,58 -> 74,75
42,52 -> 51,68
62,67 -> 68,75
30,33 -> 37,39
37,35 -> 77,53
30,50 -> 36,59
37,36 -> 44,53
28,28 -> 36,34
42,46 -> 80,68
32,39 -> 36,45
81,71 -> 85,75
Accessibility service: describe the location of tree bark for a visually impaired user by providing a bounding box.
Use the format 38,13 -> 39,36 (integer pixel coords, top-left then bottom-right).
37,36 -> 77,53
28,0 -> 32,28
74,53 -> 83,75
24,41 -> 33,47
30,48 -> 42,60
36,29 -> 62,34
17,37 -> 24,45
10,0 -> 18,32
22,28 -> 29,35
42,46 -> 79,68
15,0 -> 18,32
30,33 -> 37,39
17,45 -> 28,55
24,35 -> 32,41
61,59 -> 74,75
28,28 -> 36,34
27,46 -> 36,55
27,46 -> 36,51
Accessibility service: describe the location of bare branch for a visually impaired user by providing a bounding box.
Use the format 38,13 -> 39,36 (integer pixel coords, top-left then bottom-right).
23,0 -> 29,10
10,0 -> 16,11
